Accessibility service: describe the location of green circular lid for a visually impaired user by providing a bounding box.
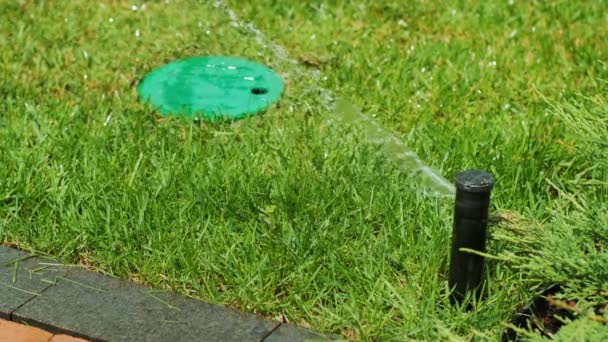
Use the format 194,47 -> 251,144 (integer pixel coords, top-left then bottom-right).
138,56 -> 284,120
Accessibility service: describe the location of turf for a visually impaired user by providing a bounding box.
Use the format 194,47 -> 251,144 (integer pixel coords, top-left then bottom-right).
1,1 -> 607,340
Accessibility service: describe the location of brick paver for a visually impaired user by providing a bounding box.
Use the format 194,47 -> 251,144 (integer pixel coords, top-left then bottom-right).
49,334 -> 88,342
0,318 -> 52,342
0,319 -> 87,342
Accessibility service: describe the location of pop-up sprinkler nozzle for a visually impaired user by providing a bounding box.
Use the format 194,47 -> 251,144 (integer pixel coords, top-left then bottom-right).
449,170 -> 494,303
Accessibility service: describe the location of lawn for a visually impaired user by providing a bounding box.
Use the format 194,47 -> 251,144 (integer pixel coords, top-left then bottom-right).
1,0 -> 607,340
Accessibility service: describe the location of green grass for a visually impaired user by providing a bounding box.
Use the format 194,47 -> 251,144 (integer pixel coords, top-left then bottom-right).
1,0 -> 607,340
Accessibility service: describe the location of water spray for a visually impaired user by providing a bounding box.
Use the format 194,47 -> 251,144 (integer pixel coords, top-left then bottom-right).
213,0 -> 455,198
335,100 -> 455,198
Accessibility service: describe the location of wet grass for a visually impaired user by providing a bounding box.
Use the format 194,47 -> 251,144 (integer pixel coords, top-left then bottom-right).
1,1 -> 607,340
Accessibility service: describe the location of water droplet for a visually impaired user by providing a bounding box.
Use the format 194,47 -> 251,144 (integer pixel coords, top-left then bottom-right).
104,113 -> 112,127
135,29 -> 140,38
108,17 -> 114,23
398,19 -> 407,27
131,5 -> 138,11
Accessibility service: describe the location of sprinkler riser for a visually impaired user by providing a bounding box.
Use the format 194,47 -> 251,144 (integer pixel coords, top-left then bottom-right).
449,170 -> 493,303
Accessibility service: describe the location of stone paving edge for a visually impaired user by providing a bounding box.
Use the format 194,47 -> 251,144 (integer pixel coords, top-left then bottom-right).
0,247 -> 330,341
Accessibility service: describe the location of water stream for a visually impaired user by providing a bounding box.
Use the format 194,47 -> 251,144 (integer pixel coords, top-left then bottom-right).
213,0 -> 456,198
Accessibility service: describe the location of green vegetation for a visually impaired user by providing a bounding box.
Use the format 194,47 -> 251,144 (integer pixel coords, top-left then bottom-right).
1,0 -> 606,340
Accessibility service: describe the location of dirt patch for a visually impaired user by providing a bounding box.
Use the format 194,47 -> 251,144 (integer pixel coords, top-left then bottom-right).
502,285 -> 575,341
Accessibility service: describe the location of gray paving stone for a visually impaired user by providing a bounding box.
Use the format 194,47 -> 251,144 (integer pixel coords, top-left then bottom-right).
265,323 -> 330,342
13,268 -> 280,341
0,247 -> 68,319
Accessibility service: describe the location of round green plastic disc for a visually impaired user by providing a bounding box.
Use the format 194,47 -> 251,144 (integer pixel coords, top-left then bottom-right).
138,56 -> 284,120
